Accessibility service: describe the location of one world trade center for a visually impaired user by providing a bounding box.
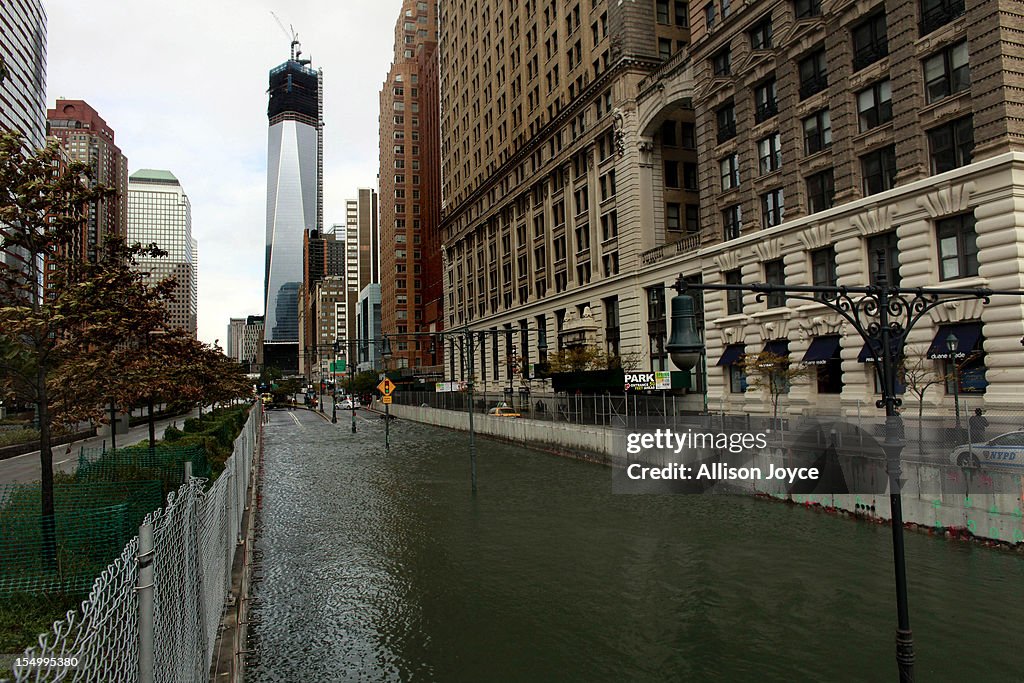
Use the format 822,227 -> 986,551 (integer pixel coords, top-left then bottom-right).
263,39 -> 322,374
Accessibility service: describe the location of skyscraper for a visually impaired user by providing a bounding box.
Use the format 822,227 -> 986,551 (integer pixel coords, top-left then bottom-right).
343,189 -> 378,352
0,0 -> 46,149
264,41 -> 323,374
47,100 -> 128,263
379,0 -> 438,369
126,170 -> 198,336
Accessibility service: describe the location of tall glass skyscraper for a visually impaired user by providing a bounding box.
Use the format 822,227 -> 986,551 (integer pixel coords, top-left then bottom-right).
127,170 -> 198,336
263,44 -> 322,374
0,0 -> 46,149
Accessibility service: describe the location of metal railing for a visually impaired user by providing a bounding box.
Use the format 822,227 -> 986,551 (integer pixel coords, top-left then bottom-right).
12,406 -> 260,682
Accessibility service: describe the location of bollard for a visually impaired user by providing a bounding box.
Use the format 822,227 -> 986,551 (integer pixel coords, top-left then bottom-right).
137,520 -> 155,683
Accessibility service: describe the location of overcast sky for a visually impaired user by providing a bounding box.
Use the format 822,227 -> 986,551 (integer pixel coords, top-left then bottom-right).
44,0 -> 403,346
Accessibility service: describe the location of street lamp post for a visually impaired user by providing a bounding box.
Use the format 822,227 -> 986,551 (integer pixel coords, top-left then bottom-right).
946,333 -> 961,431
331,342 -> 338,424
667,256 -> 1024,683
349,342 -> 357,434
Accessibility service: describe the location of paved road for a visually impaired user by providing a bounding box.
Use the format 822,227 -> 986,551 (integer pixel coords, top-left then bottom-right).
0,409 -> 199,486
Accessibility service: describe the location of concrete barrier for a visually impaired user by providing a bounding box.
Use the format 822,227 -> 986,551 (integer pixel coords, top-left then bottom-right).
386,401 -> 1024,546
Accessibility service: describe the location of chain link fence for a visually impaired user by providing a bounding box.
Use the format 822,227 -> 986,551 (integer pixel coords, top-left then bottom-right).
76,444 -> 210,496
11,406 -> 259,683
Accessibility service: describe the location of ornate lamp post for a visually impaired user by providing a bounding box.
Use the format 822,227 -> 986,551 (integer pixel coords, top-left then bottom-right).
946,332 -> 961,430
668,255 -> 1024,683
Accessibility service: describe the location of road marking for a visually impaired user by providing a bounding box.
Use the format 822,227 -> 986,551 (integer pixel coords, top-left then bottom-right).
289,412 -> 302,427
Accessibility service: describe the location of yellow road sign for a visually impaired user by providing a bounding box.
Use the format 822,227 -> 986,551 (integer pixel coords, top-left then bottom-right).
377,378 -> 397,395
382,395 -> 393,404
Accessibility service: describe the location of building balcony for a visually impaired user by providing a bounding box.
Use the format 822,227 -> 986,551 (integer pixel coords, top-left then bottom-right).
852,40 -> 888,71
920,0 -> 965,35
754,101 -> 779,123
717,121 -> 737,144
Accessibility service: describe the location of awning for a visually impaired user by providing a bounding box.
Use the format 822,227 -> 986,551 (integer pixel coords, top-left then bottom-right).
926,322 -> 983,360
801,336 -> 841,365
716,344 -> 745,367
857,340 -> 902,363
763,340 -> 789,356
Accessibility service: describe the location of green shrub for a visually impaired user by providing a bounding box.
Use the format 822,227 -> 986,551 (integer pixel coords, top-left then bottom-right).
0,428 -> 38,448
164,425 -> 184,442
183,417 -> 203,433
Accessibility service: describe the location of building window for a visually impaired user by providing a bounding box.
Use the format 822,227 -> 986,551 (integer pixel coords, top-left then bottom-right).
749,17 -> 773,50
817,356 -> 844,394
764,258 -> 785,308
659,38 -> 673,61
798,48 -> 828,99
924,41 -> 970,103
851,11 -> 888,71
811,246 -> 837,299
920,0 -> 965,36
928,115 -> 974,174
647,286 -> 668,371
754,77 -> 778,122
664,160 -> 680,187
683,163 -> 698,190
802,109 -> 831,155
757,133 -> 782,174
761,188 -> 785,228
936,212 -> 978,280
685,204 -> 699,233
716,101 -> 736,143
806,169 -> 835,214
729,363 -> 748,393
604,296 -> 620,357
712,46 -> 731,76
857,79 -> 892,132
723,204 -> 742,240
661,120 -> 678,146
681,122 -> 696,148
794,0 -> 822,18
666,203 -> 682,231
720,153 -> 740,190
861,145 -> 897,195
704,2 -> 716,30
725,269 -> 743,315
657,0 -> 670,23
867,230 -> 900,286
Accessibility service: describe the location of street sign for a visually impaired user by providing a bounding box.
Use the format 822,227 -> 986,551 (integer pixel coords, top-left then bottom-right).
382,395 -> 393,404
330,359 -> 346,372
377,378 -> 396,395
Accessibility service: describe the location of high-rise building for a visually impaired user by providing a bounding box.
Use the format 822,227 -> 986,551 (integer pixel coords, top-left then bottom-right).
126,170 -> 197,336
379,0 -> 438,370
264,41 -> 323,374
343,189 -> 379,352
47,100 -> 128,263
438,0 -> 1024,417
299,228 -> 345,376
438,0 -> 694,389
243,315 -> 265,371
0,0 -> 46,148
357,284 -> 383,372
0,0 -> 46,279
227,317 -> 247,361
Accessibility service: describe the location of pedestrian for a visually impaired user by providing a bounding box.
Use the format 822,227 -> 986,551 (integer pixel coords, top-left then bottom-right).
969,408 -> 988,442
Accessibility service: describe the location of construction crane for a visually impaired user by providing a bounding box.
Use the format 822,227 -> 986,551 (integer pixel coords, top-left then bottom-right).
270,11 -> 307,63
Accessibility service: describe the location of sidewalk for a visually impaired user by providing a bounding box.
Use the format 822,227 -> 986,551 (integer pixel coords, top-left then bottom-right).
0,408 -> 199,486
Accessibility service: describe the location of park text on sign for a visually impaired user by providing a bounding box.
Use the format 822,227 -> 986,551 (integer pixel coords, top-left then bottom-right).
623,372 -> 672,391
377,378 -> 396,395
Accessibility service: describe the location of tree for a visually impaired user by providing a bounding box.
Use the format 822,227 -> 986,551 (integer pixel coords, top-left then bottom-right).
0,131 -> 173,561
546,346 -> 641,373
738,351 -> 815,426
898,347 -> 948,446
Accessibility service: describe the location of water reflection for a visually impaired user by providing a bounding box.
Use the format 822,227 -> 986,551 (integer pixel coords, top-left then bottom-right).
250,410 -> 1024,681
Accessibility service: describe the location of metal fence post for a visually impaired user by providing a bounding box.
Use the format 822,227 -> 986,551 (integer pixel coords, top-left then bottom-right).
184,460 -> 192,483
137,520 -> 155,683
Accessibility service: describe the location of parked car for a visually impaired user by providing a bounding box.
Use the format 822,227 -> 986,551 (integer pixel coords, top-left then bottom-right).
950,430 -> 1024,468
487,406 -> 521,418
339,399 -> 354,410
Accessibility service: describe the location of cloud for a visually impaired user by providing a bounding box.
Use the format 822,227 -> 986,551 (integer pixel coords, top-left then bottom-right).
45,0 -> 402,344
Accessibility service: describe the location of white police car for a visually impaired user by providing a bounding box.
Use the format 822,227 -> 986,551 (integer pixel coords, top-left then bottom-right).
950,430 -> 1024,468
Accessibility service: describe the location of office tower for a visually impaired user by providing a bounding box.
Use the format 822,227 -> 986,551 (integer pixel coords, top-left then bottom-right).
417,36 -> 444,359
438,0 -> 695,386
126,170 -> 198,335
47,100 -> 129,263
0,0 -> 46,279
343,189 -> 378,354
243,315 -> 265,371
0,0 -> 46,148
227,318 -> 247,361
357,284 -> 383,371
379,0 -> 438,370
300,227 -> 345,376
264,40 -> 323,374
